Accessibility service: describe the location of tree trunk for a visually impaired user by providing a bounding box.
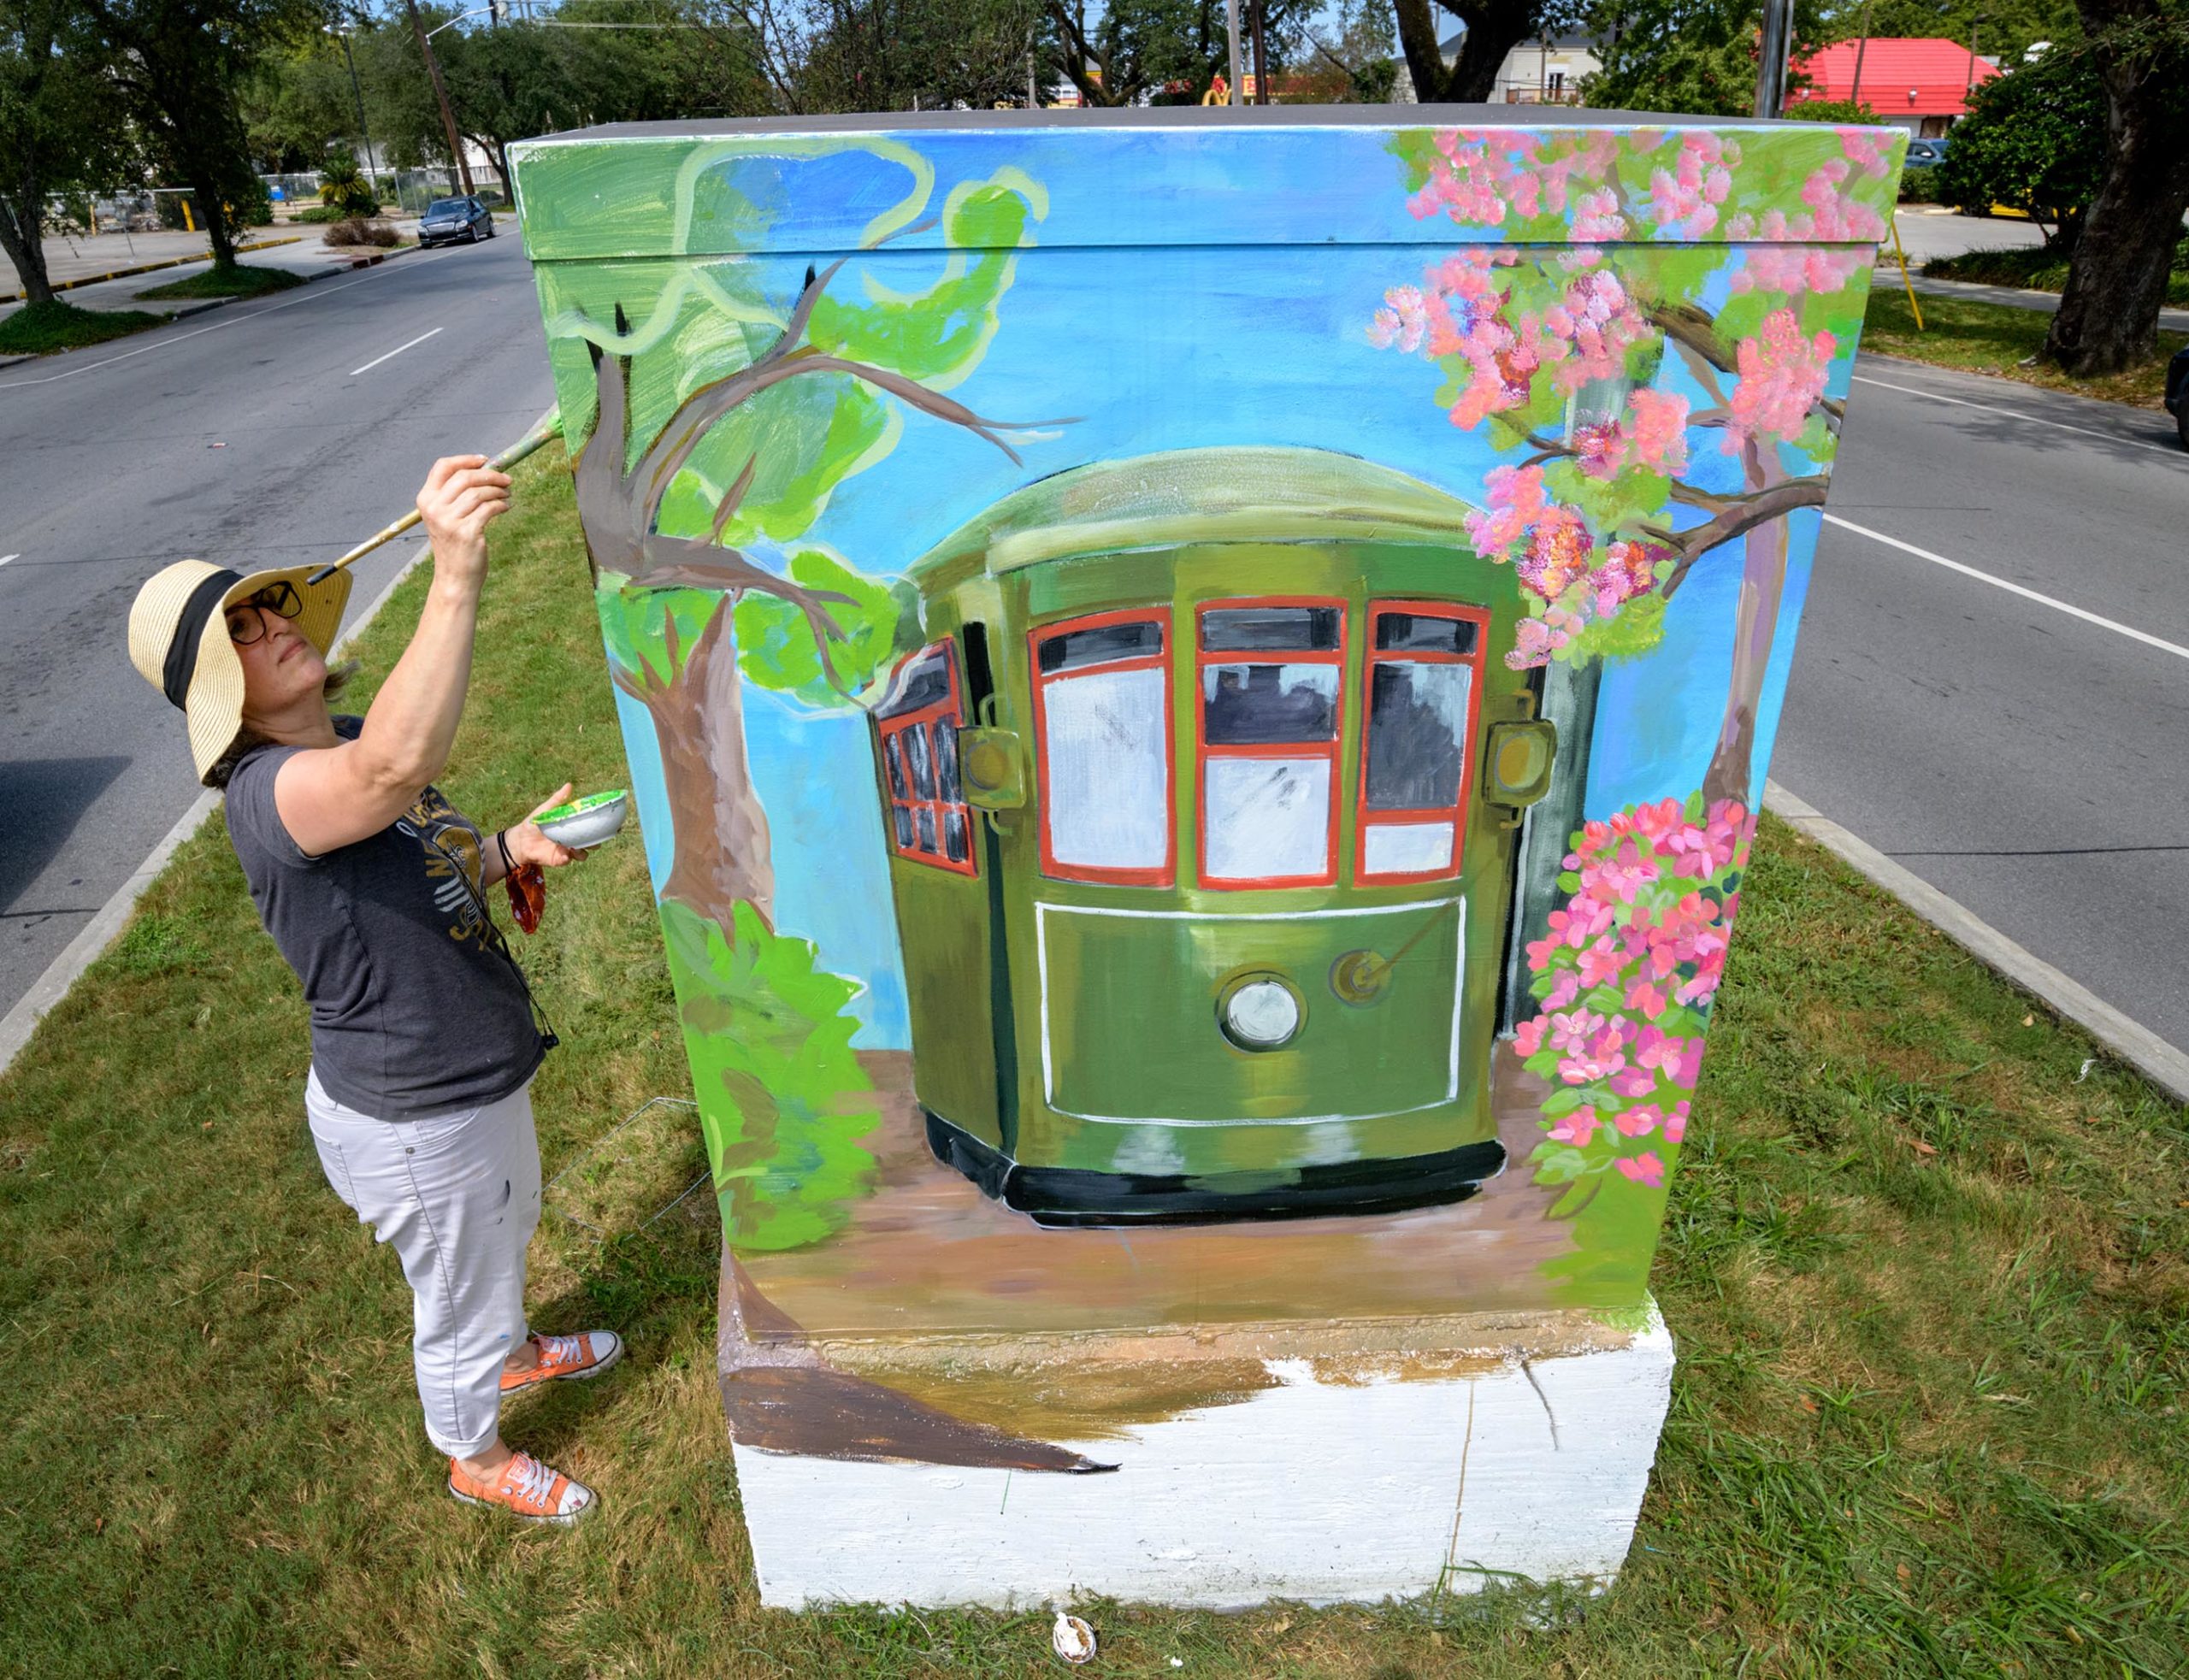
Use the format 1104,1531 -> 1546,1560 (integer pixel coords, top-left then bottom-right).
2042,49 -> 2189,376
642,598 -> 778,931
187,162 -> 239,270
0,169 -> 56,306
1395,0 -> 1534,103
1701,446 -> 1789,811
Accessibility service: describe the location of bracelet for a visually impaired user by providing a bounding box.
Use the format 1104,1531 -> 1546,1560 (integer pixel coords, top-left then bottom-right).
494,828 -> 514,875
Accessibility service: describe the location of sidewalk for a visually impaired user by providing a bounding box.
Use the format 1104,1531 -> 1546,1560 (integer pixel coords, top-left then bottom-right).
0,222 -> 424,325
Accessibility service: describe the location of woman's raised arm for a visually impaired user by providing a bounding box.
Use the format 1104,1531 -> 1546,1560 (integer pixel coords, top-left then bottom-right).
273,456 -> 511,857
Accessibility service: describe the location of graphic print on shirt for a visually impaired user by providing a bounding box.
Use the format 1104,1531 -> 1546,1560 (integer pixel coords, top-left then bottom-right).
397,787 -> 494,951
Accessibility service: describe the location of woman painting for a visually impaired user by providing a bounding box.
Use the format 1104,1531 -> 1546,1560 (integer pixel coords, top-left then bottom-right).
127,455 -> 618,1525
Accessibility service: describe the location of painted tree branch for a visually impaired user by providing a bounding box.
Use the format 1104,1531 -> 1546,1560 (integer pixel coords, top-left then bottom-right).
1649,474 -> 1829,596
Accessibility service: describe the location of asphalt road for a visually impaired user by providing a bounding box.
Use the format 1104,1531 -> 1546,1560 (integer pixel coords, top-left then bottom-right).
1778,357 -> 2189,1059
3,227 -> 2186,1075
0,233 -> 552,1016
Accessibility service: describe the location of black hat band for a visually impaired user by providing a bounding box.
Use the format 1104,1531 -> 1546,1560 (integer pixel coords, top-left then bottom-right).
162,569 -> 244,710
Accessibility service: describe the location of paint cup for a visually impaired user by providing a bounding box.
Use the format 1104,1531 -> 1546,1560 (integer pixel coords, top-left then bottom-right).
533,788 -> 630,850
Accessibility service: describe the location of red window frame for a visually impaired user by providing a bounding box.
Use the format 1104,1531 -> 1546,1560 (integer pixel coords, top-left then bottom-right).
874,640 -> 977,877
1194,596 -> 1348,891
1028,607 -> 1176,887
1354,600 -> 1490,886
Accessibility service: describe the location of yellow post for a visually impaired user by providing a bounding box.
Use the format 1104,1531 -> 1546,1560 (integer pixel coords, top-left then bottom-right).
181,195 -> 195,233
1891,216 -> 1923,331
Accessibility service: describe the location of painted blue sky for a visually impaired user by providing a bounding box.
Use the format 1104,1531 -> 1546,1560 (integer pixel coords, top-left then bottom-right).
595,135 -> 1861,1047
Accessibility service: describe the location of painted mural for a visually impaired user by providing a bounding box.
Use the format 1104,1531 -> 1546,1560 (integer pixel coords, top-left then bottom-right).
510,112 -> 1901,1467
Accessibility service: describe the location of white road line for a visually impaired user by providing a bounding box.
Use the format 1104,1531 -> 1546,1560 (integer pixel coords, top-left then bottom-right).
1822,513 -> 2189,663
0,553 -> 18,569
1850,373 -> 2184,458
349,326 -> 442,377
0,250 -> 452,391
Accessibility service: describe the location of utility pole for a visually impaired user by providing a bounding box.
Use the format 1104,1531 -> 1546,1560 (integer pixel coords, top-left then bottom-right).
1224,0 -> 1242,105
1249,0 -> 1268,103
1753,0 -> 1794,118
326,20 -> 379,193
1848,0 -> 1872,112
404,0 -> 475,196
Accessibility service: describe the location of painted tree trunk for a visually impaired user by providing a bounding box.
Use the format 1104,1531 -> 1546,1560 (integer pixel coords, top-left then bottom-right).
1702,445 -> 1789,809
640,599 -> 777,932
2044,80 -> 2189,377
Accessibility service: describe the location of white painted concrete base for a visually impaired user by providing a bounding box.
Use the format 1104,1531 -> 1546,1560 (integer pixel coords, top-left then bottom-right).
733,1303 -> 1673,1610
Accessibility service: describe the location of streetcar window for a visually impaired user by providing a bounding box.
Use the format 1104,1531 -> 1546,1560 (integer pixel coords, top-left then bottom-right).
1374,613 -> 1478,657
878,645 -> 955,716
1038,618 -> 1162,674
1356,603 -> 1487,882
1032,612 -> 1173,883
874,641 -> 976,876
1366,663 -> 1467,809
1202,664 -> 1338,745
1197,598 -> 1345,887
1201,605 -> 1341,652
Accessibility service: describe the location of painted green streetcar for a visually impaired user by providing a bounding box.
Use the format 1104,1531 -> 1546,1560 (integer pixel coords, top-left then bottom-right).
870,447 -> 1558,1226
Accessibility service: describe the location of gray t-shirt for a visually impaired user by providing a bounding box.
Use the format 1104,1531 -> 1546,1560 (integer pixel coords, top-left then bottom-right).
224,716 -> 547,1117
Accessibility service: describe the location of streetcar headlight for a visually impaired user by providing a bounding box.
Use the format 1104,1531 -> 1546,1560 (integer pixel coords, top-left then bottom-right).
1220,976 -> 1302,1051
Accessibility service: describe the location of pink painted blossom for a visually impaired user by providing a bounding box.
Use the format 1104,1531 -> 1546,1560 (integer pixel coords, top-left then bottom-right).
1614,1152 -> 1666,1187
1614,1103 -> 1665,1138
1547,1009 -> 1603,1056
1513,1015 -> 1548,1058
1723,309 -> 1835,455
1549,1111 -> 1601,1147
1663,1101 -> 1690,1145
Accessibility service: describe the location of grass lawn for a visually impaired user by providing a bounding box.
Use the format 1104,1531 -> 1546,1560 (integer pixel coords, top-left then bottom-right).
1924,245 -> 2189,309
135,263 -> 310,303
1862,286 -> 2188,410
0,298 -> 165,357
3,451 -> 2185,1677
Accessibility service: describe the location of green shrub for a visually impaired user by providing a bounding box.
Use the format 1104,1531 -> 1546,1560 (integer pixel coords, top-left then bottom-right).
1899,164 -> 1940,204
1935,49 -> 2105,248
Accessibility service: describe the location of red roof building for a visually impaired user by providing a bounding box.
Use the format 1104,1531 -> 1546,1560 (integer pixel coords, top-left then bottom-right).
1788,38 -> 2001,135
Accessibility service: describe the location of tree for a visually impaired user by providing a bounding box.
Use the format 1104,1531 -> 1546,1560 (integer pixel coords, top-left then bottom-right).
1301,0 -> 1401,100
2041,3 -> 2189,375
1395,0 -> 1586,104
1047,0 -> 1314,105
0,0 -> 123,305
83,0 -> 316,269
1934,46 -> 2106,246
1368,123 -> 1895,806
1367,125 -> 1895,1250
1583,0 -> 1828,115
794,0 -> 1049,110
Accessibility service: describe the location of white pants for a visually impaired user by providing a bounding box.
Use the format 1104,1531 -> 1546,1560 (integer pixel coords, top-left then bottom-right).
305,1067 -> 542,1459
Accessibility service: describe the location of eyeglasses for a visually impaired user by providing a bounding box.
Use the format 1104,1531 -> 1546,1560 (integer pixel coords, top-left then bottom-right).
225,582 -> 303,645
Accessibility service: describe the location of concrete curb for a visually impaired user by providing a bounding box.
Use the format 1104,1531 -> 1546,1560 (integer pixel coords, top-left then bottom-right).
1764,781 -> 2189,1106
0,234 -> 304,302
0,395 -> 557,1078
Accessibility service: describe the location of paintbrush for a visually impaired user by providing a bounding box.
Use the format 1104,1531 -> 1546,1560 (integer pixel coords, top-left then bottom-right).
304,410 -> 563,585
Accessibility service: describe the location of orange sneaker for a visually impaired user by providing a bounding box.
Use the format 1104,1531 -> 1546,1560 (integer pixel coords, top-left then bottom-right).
447,1452 -> 596,1525
499,1329 -> 623,1395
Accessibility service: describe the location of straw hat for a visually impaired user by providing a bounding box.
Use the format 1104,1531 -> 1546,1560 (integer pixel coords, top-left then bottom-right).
128,561 -> 354,784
